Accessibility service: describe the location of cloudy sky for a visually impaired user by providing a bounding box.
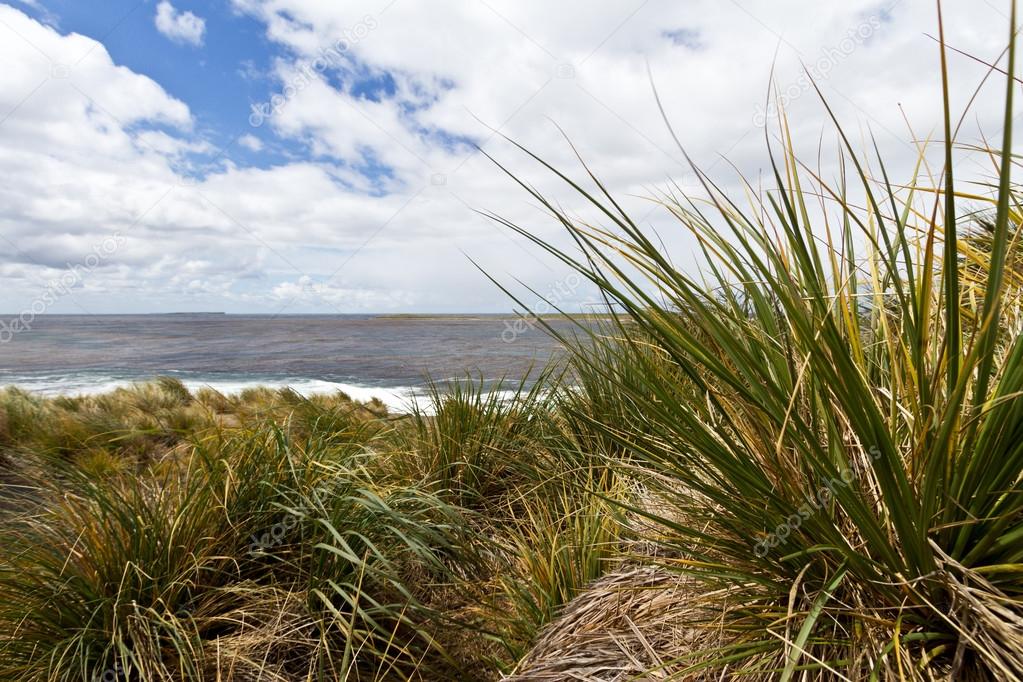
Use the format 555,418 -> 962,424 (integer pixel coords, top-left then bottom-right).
0,0 -> 1016,314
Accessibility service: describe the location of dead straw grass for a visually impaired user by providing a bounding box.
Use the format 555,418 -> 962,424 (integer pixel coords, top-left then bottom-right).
504,566 -> 716,681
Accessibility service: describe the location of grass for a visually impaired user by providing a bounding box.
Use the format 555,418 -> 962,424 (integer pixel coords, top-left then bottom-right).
481,4 -> 1023,677
4,5 -> 1023,680
0,377 -> 619,680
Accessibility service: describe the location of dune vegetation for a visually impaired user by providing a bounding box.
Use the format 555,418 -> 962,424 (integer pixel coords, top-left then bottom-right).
4,8 -> 1023,681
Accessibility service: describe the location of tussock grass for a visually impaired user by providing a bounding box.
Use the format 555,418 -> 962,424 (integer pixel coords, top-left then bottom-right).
0,381 -> 481,680
383,375 -> 554,511
4,6 -> 1023,680
484,5 -> 1023,679
0,378 -> 617,680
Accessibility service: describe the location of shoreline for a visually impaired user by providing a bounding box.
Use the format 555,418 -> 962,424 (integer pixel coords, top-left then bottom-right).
0,374 -> 541,415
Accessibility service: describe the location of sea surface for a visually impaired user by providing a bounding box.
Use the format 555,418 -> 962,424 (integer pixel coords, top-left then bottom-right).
0,314 -> 576,411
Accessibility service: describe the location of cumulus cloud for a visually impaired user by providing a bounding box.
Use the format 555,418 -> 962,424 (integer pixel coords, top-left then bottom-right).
154,1 -> 206,46
237,134 -> 263,151
271,275 -> 415,309
0,2 -> 1019,314
12,0 -> 58,26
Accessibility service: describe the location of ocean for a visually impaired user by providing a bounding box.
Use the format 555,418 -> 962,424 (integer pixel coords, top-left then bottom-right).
0,314 -> 575,412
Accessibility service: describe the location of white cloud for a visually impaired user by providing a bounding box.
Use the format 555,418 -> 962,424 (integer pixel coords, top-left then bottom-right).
0,2 -> 1020,314
237,133 -> 263,151
12,0 -> 58,26
271,275 -> 416,309
155,1 -> 206,47
135,130 -> 213,157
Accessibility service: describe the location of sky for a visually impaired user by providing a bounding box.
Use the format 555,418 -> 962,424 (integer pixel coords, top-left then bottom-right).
0,0 -> 1017,314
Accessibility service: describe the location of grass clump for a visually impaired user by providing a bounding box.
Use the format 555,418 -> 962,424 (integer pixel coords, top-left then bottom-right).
384,375 -> 554,511
0,394 -> 481,681
486,6 -> 1023,679
0,379 -> 614,680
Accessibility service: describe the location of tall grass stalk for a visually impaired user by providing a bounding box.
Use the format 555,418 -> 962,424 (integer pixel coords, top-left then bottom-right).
487,5 -> 1023,678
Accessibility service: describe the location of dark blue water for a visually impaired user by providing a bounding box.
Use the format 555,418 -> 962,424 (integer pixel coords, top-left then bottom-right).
0,314 -> 574,409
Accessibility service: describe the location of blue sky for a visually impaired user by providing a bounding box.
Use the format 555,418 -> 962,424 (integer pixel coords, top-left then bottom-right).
0,0 -> 1013,313
12,0 -> 410,179
20,2 -> 264,143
